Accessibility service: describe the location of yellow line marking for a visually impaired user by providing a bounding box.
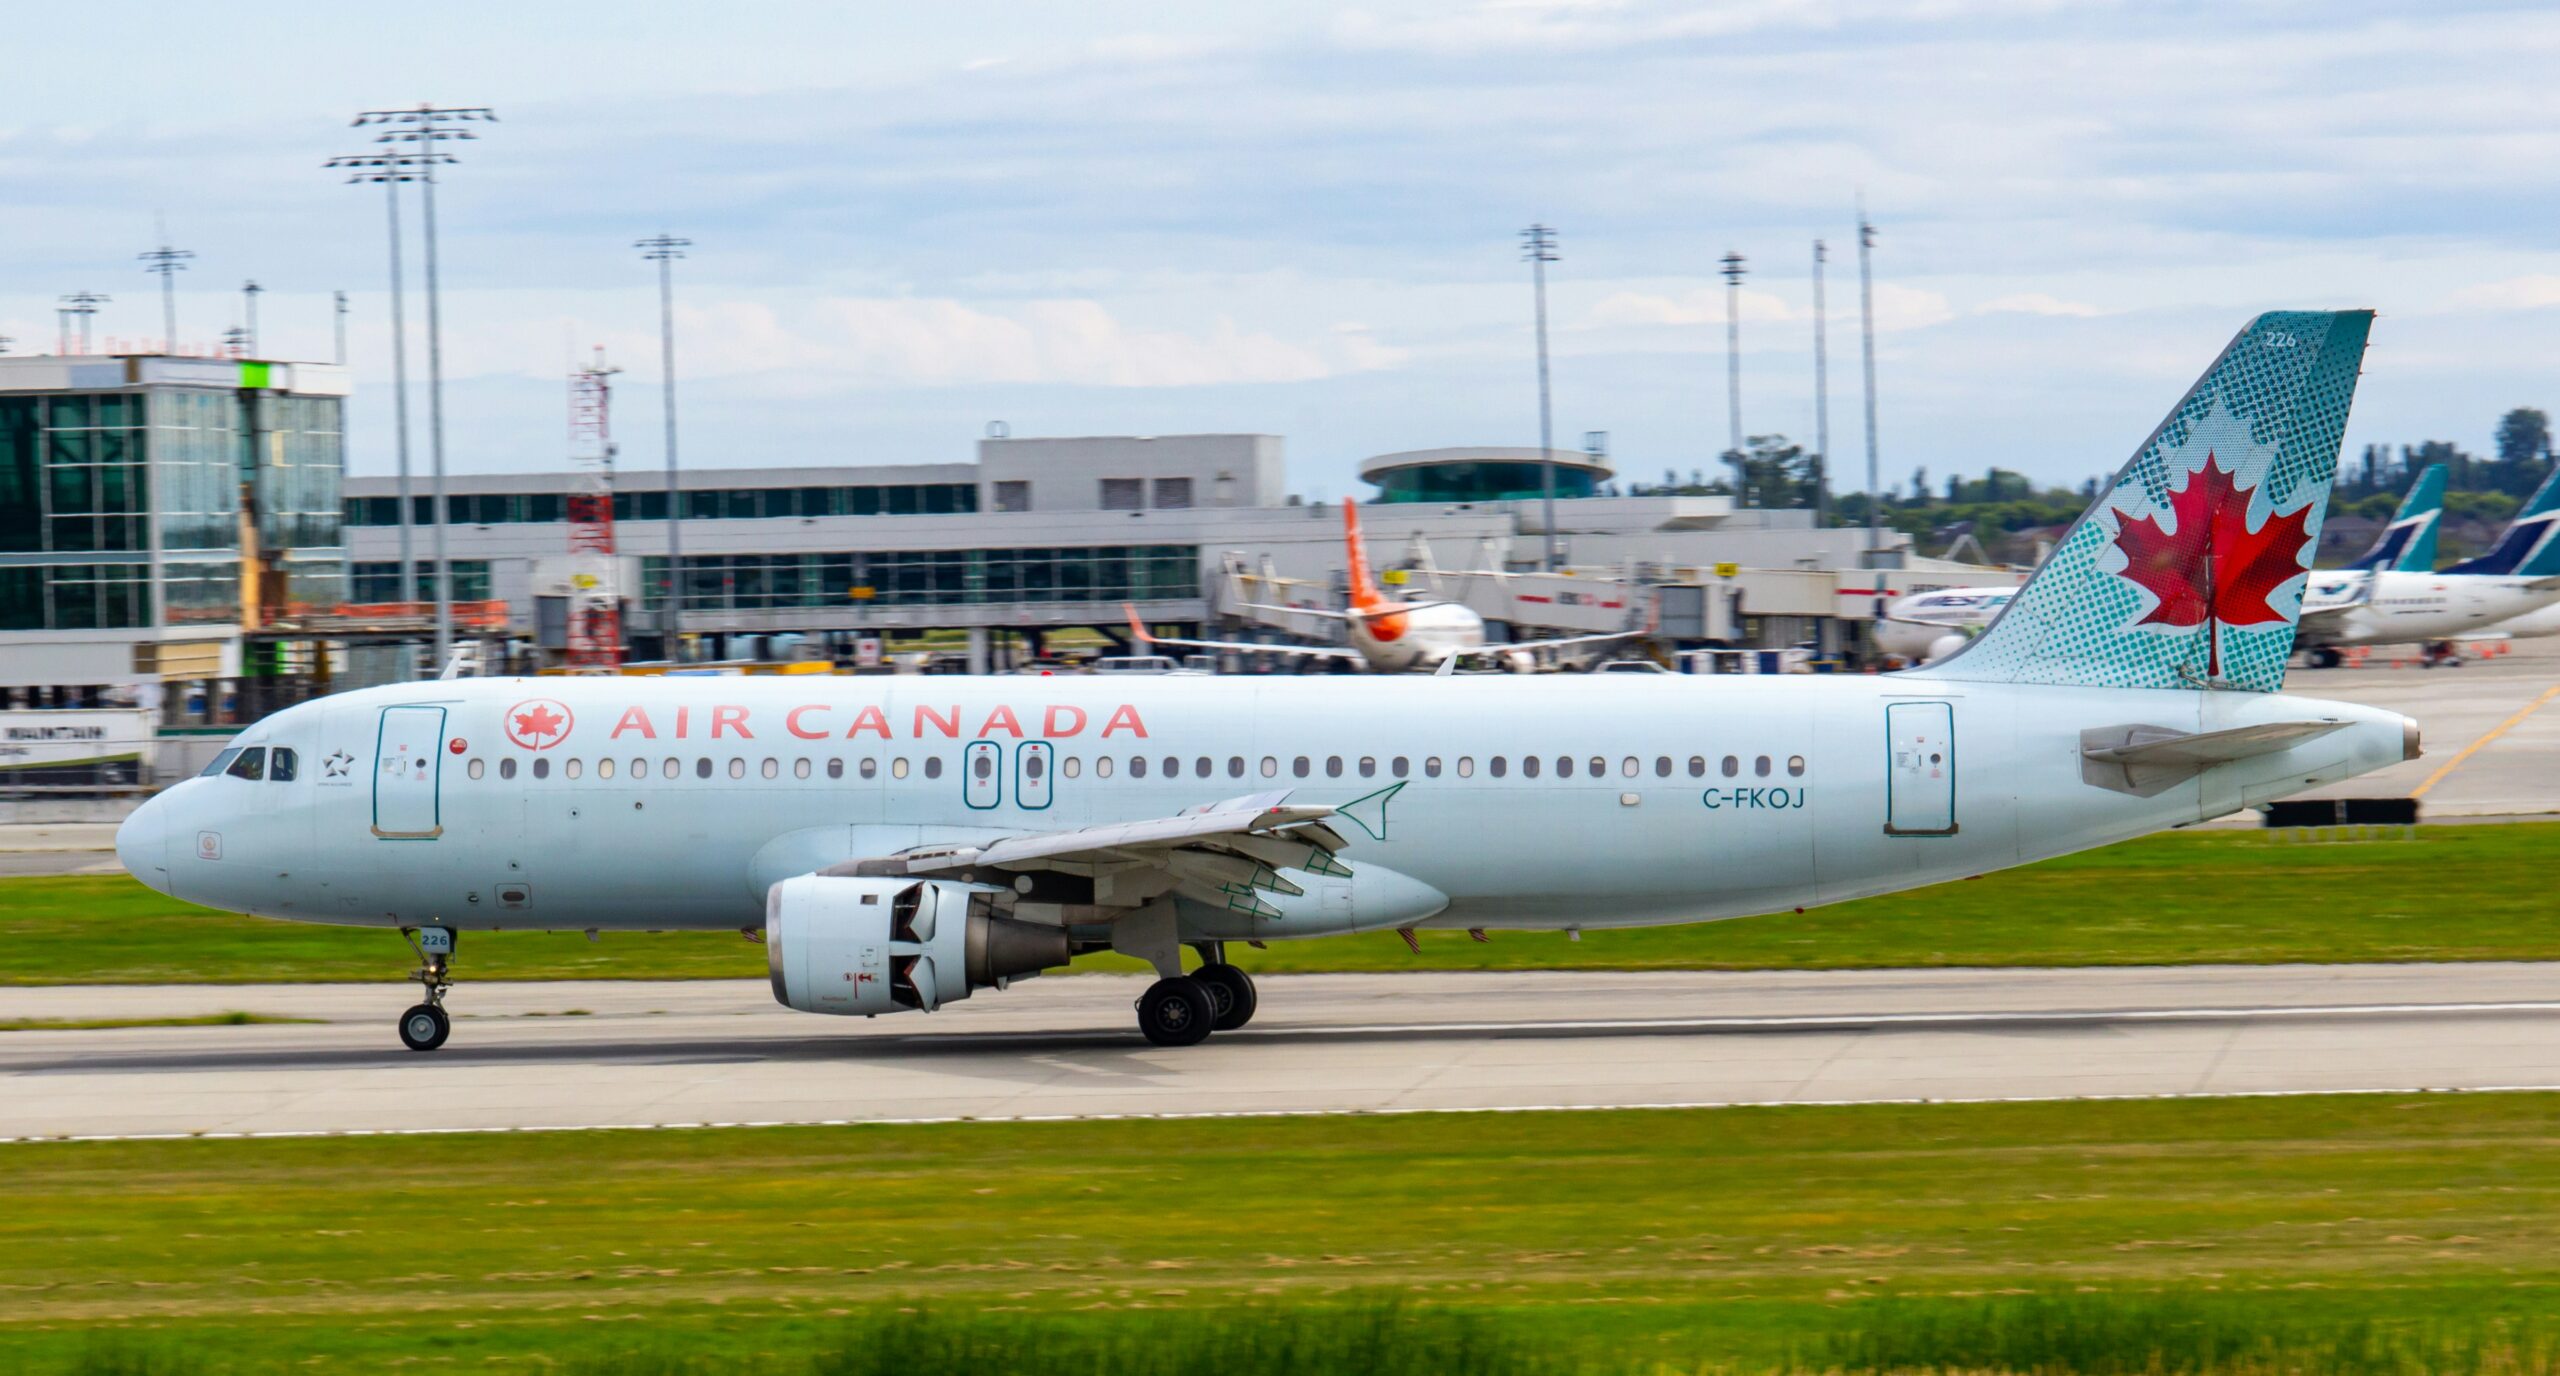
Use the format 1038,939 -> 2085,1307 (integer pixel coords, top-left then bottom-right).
2410,682 -> 2560,799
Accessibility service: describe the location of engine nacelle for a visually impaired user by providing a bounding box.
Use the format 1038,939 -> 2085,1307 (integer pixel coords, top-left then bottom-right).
766,875 -> 1071,1016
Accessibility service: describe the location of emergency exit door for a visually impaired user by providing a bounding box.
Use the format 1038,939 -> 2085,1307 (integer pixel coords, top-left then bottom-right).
963,740 -> 1003,809
1884,701 -> 1956,836
1016,741 -> 1053,810
373,705 -> 447,839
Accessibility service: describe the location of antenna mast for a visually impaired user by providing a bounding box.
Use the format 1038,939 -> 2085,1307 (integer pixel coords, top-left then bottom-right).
564,346 -> 626,669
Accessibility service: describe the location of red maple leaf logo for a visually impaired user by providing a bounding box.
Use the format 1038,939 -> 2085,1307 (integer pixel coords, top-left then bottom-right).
2110,453 -> 2313,677
505,699 -> 572,750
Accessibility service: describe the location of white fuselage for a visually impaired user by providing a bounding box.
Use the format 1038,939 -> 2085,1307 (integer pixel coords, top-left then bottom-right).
2473,600 -> 2560,641
1872,587 -> 2020,660
2300,570 -> 2560,647
1344,600 -> 1489,672
118,673 -> 2410,942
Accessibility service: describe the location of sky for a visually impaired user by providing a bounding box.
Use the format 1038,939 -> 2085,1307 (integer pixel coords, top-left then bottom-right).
5,0 -> 2558,501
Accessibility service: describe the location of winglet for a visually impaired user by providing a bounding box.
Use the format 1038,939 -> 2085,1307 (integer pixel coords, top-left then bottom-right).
1122,603 -> 1157,646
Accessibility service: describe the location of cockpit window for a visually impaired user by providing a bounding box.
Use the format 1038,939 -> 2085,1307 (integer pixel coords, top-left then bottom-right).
200,748 -> 242,778
269,747 -> 298,782
224,747 -> 268,781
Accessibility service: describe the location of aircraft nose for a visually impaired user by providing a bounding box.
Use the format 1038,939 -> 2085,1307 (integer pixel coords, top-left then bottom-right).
116,795 -> 172,895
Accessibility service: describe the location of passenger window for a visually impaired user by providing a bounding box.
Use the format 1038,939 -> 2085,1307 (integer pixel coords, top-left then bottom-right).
1554,756 -> 1570,778
663,758 -> 680,780
1025,754 -> 1044,781
1688,756 -> 1706,778
1755,755 -> 1772,777
891,758 -> 910,779
566,758 -> 584,780
1131,756 -> 1149,778
1722,755 -> 1739,778
224,747 -> 267,781
1063,756 -> 1082,779
1655,756 -> 1672,778
270,747 -> 299,782
825,758 -> 842,779
1523,756 -> 1541,779
1393,756 -> 1409,778
1326,756 -> 1343,778
1196,756 -> 1213,778
1591,757 -> 1606,778
200,747 -> 242,778
499,758 -> 517,780
973,753 -> 994,781
632,757 -> 649,779
924,757 -> 944,780
1163,756 -> 1179,777
599,757 -> 615,779
533,757 -> 550,780
1359,757 -> 1376,778
761,758 -> 779,780
1293,756 -> 1310,778
1424,756 -> 1441,778
860,759 -> 878,779
1489,756 -> 1506,778
695,757 -> 712,779
1227,756 -> 1245,778
466,758 -> 485,780
725,757 -> 743,780
1261,756 -> 1278,778
1622,757 -> 1638,778
1456,756 -> 1474,778
793,758 -> 810,780
1788,755 -> 1806,777
1096,756 -> 1114,778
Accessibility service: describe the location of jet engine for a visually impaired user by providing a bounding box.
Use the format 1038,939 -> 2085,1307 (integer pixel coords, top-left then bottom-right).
766,875 -> 1071,1016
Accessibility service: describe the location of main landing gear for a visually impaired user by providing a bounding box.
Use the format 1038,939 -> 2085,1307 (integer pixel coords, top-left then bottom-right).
1134,943 -> 1259,1047
398,926 -> 456,1052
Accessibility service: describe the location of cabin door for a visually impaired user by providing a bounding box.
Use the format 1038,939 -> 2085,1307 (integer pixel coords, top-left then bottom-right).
1883,701 -> 1957,836
1016,741 -> 1054,810
372,705 -> 447,839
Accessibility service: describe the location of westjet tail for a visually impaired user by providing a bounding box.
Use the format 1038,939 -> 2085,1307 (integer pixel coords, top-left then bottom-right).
119,310 -> 2418,1051
2343,463 -> 2444,572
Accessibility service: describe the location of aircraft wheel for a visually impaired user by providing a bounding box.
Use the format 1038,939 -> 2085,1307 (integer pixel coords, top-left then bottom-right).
1136,977 -> 1214,1047
398,1003 -> 450,1052
1194,963 -> 1258,1031
2311,646 -> 2342,669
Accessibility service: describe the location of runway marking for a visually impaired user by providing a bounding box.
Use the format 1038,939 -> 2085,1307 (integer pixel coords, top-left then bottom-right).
2412,682 -> 2560,798
7,1084 -> 2560,1146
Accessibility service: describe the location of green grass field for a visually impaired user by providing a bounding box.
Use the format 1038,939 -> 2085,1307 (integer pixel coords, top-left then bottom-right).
4,1092 -> 2557,1373
4,823 -> 2554,985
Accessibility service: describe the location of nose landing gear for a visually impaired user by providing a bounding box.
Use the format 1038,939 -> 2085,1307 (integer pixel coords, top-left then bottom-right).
398,927 -> 456,1052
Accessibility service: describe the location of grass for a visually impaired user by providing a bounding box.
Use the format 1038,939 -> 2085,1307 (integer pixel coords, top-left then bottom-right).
5,823 -> 2558,985
0,1012 -> 316,1033
2,1092 -> 2557,1372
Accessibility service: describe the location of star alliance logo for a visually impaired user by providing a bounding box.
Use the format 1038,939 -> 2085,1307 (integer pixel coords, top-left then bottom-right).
321,750 -> 353,780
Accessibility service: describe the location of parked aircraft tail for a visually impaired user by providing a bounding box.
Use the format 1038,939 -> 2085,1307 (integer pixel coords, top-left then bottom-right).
2343,462 -> 2444,572
2444,466 -> 2560,577
1907,310 -> 2373,693
1341,499 -> 1388,613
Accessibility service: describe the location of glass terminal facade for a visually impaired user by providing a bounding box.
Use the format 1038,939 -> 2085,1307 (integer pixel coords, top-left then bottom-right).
1368,459 -> 1598,504
636,545 -> 1199,613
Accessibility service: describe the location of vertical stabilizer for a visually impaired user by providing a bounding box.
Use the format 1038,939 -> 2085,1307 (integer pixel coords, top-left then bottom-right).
2344,462 -> 2444,572
2445,466 -> 2560,577
1907,310 -> 2372,693
1341,499 -> 1389,613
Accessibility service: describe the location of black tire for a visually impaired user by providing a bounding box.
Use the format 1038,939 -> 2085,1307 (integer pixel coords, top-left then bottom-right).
1136,977 -> 1214,1047
2311,646 -> 2342,669
398,1003 -> 450,1052
1194,962 -> 1258,1031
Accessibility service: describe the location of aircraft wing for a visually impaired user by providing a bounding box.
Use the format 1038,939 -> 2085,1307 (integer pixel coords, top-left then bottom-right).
822,788 -> 1388,918
1231,598 -> 1460,622
2294,603 -> 2361,640
1124,606 -> 1366,662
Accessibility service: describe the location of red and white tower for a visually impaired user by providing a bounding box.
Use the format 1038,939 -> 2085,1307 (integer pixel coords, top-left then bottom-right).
563,347 -> 625,668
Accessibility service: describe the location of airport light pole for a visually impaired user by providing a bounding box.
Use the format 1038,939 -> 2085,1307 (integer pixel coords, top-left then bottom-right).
139,234 -> 194,353
326,146 -> 436,610
637,233 -> 692,651
1522,224 -> 1560,571
241,280 -> 263,356
333,290 -> 348,365
353,104 -> 496,667
1811,241 -> 1830,526
61,292 -> 110,354
1858,209 -> 1882,566
1720,250 -> 1747,473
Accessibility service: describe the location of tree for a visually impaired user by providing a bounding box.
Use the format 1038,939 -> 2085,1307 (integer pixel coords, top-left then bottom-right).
2496,408 -> 2550,468
1721,434 -> 1823,509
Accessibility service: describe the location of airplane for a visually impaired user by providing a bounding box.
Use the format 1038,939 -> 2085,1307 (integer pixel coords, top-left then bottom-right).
1126,498 -> 1644,673
118,310 -> 2417,1052
2295,463 -> 2560,667
2456,467 -> 2560,641
1870,585 -> 2023,664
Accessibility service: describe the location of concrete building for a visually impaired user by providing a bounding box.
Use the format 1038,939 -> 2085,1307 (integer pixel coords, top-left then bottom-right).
0,354 -> 350,692
340,432 -> 1992,668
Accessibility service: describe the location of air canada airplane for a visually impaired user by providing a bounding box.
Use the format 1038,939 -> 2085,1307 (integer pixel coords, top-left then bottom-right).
1870,585 -> 2022,664
120,311 -> 2417,1051
1128,498 -> 1641,673
2297,463 -> 2560,666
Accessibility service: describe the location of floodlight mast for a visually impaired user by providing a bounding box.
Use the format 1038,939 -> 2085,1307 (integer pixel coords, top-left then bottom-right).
325,145 -> 440,612
60,292 -> 111,354
1720,250 -> 1747,465
350,104 -> 496,667
1521,224 -> 1560,572
637,232 -> 691,651
138,234 -> 194,353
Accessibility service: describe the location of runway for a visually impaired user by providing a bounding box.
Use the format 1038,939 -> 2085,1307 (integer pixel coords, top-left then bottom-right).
4,963 -> 2556,1141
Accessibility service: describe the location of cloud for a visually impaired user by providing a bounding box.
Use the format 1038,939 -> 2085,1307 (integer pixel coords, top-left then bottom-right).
1974,292 -> 2104,318
1581,286 -> 1795,328
2443,275 -> 2560,313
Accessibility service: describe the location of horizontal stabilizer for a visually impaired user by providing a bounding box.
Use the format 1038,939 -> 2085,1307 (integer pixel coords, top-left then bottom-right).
2080,719 -> 2348,796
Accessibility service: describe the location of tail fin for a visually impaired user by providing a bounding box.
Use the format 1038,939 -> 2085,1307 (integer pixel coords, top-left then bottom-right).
1908,310 -> 2373,693
2343,463 -> 2443,572
2445,466 -> 2560,577
1341,499 -> 1387,612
